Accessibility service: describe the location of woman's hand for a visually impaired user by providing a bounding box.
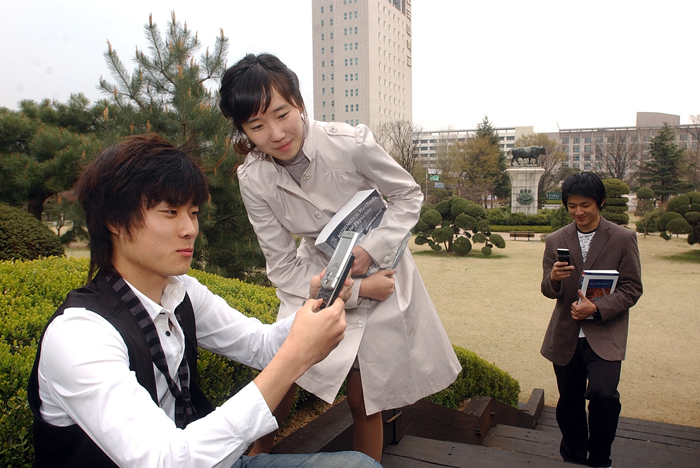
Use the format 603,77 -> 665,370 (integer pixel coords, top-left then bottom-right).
350,246 -> 373,277
359,269 -> 397,302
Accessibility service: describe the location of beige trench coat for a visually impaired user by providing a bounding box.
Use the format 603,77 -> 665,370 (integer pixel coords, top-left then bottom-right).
237,119 -> 460,415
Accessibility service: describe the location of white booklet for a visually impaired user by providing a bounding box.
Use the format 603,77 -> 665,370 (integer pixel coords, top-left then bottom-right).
315,189 -> 386,257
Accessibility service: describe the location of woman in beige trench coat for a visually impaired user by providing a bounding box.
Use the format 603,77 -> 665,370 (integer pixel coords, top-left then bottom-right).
220,53 -> 460,461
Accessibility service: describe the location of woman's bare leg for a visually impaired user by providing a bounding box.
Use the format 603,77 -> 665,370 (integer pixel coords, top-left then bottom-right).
346,368 -> 383,462
247,384 -> 298,456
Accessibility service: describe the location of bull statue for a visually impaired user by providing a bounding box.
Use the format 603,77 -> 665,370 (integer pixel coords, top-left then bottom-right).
508,146 -> 545,166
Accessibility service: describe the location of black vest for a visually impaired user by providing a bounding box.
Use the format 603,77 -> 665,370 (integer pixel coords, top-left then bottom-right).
27,272 -> 214,468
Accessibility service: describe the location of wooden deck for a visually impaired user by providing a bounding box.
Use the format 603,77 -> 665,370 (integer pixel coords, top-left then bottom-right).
383,406 -> 700,467
272,391 -> 700,467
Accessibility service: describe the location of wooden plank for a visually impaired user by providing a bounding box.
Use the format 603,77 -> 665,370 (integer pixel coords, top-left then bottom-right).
523,388 -> 545,421
616,427 -> 700,450
381,453 -> 440,468
611,436 -> 700,468
482,425 -> 700,468
271,400 -> 353,454
482,423 -> 700,468
483,433 -> 561,459
399,399 -> 483,445
538,406 -> 700,447
463,395 -> 538,430
618,417 -> 700,437
385,435 -> 571,468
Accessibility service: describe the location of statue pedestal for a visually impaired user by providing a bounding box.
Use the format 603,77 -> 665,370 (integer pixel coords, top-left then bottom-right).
506,167 -> 545,215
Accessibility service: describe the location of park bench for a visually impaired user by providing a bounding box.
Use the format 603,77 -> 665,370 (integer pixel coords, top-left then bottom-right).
510,231 -> 535,241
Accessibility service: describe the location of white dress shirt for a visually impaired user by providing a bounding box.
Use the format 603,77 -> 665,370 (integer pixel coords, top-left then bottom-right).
37,274 -> 294,468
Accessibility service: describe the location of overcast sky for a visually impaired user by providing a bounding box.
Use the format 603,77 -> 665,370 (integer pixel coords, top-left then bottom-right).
2,0 -> 698,133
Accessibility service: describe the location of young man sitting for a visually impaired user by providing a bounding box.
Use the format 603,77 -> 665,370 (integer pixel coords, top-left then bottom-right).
28,134 -> 380,468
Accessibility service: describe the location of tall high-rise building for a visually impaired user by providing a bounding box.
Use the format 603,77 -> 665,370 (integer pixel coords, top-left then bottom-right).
311,0 -> 413,128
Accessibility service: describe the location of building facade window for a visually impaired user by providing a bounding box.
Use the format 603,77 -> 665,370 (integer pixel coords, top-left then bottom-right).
562,138 -> 569,144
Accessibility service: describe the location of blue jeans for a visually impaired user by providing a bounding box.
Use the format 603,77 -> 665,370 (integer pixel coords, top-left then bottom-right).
231,451 -> 382,468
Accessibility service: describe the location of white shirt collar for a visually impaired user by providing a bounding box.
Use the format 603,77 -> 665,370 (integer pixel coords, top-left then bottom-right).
123,276 -> 187,317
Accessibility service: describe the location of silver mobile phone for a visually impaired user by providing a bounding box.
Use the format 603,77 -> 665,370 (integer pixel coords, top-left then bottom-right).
316,231 -> 359,309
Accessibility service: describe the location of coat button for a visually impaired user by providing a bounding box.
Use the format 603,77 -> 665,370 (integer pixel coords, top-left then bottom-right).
358,320 -> 365,328
384,256 -> 391,263
303,174 -> 310,181
314,211 -> 322,219
329,124 -> 337,133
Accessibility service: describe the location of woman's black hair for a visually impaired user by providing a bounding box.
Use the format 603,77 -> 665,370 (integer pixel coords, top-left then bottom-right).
561,172 -> 606,209
219,53 -> 306,154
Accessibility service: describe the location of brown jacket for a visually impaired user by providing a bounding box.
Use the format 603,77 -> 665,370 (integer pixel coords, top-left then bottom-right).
541,218 -> 642,366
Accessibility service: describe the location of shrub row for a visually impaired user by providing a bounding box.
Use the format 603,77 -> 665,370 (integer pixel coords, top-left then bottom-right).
1,257 -> 520,466
427,347 -> 520,408
490,225 -> 554,234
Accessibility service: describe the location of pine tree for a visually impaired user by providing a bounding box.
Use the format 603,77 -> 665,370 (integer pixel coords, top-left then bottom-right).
641,123 -> 685,202
98,12 -> 266,281
0,97 -> 101,220
475,116 -> 509,204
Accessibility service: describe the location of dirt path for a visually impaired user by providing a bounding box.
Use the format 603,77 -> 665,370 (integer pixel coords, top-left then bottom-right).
409,234 -> 700,428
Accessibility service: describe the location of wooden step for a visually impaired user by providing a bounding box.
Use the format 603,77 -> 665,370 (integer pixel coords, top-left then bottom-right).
484,422 -> 700,468
383,434 -> 571,468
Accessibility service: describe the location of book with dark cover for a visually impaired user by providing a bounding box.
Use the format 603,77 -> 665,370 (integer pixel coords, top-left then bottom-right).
579,270 -> 619,314
315,189 -> 387,257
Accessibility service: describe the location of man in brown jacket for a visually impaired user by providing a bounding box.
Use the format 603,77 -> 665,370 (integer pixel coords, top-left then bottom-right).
541,172 -> 643,468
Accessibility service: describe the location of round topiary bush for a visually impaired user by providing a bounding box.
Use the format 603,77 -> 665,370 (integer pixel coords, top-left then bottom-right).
489,233 -> 506,249
450,197 -> 471,217
657,211 -> 682,232
472,233 -> 487,244
0,203 -> 64,261
435,200 -> 451,217
667,195 -> 691,215
666,218 -> 692,236
455,213 -> 477,231
422,209 -> 442,229
481,246 -> 493,256
636,186 -> 655,200
452,236 -> 472,255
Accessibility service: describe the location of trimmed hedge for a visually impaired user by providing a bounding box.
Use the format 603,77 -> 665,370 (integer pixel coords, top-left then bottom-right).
0,204 -> 64,261
428,346 -> 519,408
490,225 -> 554,233
1,257 -> 520,466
